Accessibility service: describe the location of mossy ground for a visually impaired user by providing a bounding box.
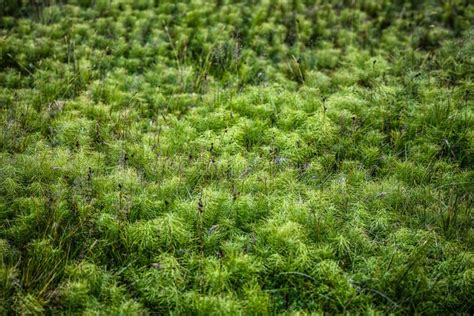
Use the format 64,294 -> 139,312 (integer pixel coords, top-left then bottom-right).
1,0 -> 473,314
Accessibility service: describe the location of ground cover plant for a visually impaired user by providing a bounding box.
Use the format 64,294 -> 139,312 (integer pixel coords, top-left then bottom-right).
0,0 -> 473,314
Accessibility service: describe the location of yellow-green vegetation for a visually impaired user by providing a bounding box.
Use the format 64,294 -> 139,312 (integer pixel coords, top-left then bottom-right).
1,0 -> 473,314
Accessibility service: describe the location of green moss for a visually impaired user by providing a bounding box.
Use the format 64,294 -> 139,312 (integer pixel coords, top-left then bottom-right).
0,1 -> 473,314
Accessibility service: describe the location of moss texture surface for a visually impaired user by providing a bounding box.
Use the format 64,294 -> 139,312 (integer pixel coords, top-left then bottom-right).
1,0 -> 473,314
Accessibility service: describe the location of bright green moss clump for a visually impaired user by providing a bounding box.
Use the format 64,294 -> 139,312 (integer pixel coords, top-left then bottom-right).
1,0 -> 473,314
